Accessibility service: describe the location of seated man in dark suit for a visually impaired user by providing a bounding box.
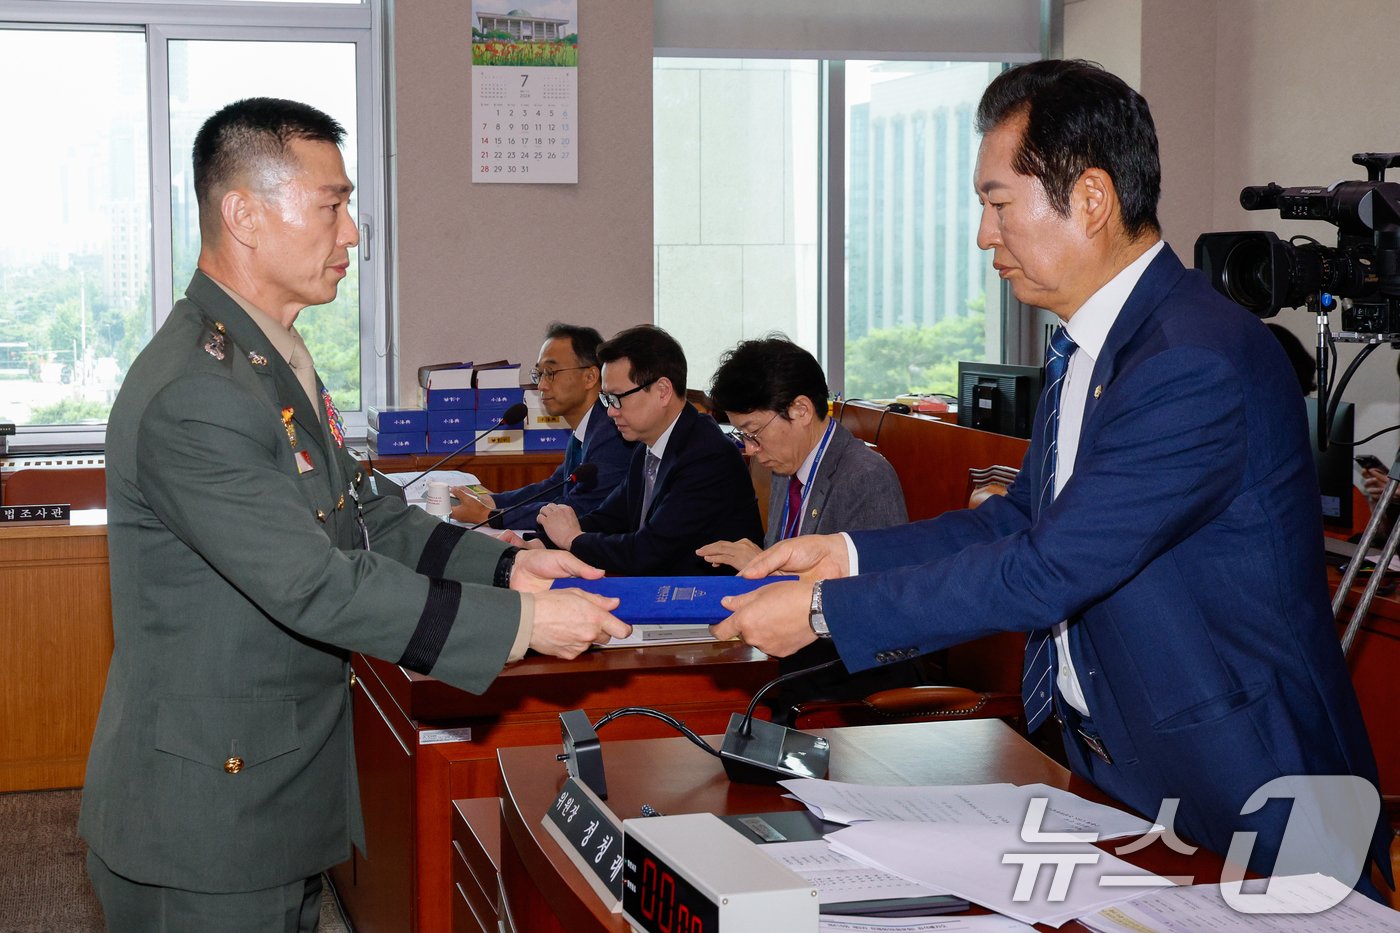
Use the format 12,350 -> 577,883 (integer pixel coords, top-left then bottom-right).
699,335 -> 918,716
537,324 -> 762,575
450,322 -> 633,531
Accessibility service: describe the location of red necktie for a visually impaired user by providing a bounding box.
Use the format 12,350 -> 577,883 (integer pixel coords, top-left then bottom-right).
784,475 -> 804,539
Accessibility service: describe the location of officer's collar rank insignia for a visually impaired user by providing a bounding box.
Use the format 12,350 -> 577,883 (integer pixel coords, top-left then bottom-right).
203,331 -> 225,360
248,351 -> 268,367
322,388 -> 345,449
281,406 -> 297,447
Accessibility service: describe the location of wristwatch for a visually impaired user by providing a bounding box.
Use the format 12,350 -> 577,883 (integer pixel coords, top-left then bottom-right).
808,580 -> 832,639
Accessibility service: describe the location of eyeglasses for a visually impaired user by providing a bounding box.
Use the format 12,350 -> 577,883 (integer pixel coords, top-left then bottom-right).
599,378 -> 658,409
530,365 -> 591,384
733,412 -> 781,449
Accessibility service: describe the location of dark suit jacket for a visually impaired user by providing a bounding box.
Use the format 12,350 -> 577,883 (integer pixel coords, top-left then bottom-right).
490,399 -> 633,530
764,419 -> 906,545
81,272 -> 522,894
559,403 -> 762,575
822,246 -> 1387,878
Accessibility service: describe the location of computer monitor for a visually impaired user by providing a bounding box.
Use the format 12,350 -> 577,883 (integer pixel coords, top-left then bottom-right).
956,362 -> 1045,439
1303,397 -> 1354,531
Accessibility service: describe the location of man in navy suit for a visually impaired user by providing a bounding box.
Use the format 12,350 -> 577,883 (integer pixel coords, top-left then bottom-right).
450,323 -> 633,531
716,60 -> 1389,888
537,324 -> 762,575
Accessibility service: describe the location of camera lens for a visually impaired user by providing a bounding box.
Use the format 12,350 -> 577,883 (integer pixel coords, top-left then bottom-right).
1220,238 -> 1275,313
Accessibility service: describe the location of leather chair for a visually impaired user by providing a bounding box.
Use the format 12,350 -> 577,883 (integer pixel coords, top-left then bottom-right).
3,467 -> 106,509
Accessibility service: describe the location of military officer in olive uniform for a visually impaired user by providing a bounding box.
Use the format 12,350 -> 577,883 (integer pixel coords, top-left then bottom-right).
78,98 -> 629,932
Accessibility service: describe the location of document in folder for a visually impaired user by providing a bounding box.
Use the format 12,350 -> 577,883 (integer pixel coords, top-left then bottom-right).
552,575 -> 797,624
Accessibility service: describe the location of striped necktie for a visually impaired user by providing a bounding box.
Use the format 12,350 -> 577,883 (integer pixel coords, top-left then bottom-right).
1022,325 -> 1078,732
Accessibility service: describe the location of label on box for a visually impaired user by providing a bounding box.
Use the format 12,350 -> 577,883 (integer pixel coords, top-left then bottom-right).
475,429 -> 524,455
475,363 -> 521,389
527,411 -> 567,429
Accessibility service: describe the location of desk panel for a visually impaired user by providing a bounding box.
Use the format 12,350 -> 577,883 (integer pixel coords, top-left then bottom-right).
331,645 -> 778,933
0,522 -> 111,791
497,721 -> 1223,932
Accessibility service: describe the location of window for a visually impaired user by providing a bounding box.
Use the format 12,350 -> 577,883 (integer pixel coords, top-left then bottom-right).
843,61 -> 1002,400
654,57 -> 1005,398
0,28 -> 150,428
0,1 -> 380,444
653,59 -> 820,390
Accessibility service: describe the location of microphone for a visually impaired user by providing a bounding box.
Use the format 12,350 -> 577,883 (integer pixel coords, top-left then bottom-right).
718,658 -> 841,785
402,401 -> 529,492
465,462 -> 598,530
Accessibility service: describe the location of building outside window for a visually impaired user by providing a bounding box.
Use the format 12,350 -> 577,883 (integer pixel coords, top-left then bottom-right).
653,57 -> 1005,399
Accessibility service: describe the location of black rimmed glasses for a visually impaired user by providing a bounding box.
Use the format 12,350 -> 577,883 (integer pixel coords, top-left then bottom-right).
732,412 -> 781,449
599,377 -> 659,409
529,365 -> 591,384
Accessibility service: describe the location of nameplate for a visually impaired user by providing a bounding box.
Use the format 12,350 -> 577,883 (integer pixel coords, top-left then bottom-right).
0,503 -> 70,524
540,776 -> 624,911
419,727 -> 472,745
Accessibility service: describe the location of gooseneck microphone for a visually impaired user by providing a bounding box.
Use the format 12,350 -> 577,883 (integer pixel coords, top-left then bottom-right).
465,462 -> 598,530
719,658 -> 841,784
402,401 -> 529,491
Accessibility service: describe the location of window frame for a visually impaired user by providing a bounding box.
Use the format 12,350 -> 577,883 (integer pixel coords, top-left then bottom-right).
0,0 -> 385,450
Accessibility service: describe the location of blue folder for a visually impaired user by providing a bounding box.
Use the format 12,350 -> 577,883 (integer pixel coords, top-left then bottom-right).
551,575 -> 797,624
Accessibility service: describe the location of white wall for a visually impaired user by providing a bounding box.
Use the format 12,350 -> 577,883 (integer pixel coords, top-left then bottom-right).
393,0 -> 654,402
1067,0 -> 1400,461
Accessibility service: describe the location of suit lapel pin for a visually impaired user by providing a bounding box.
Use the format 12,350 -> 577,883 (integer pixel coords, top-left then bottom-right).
1094,384 -> 1103,399
810,506 -> 820,519
214,321 -> 226,333
281,406 -> 297,447
248,351 -> 268,366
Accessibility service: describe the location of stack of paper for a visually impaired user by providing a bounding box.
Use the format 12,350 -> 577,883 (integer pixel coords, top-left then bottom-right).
779,779 -> 1166,928
1078,873 -> 1400,932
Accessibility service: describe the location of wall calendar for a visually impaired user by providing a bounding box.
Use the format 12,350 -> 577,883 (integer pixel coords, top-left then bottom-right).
471,1 -> 579,184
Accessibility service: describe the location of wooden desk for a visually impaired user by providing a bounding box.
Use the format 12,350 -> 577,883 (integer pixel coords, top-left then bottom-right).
0,452 -> 563,796
496,720 -> 1224,932
331,645 -> 778,933
0,517 -> 111,791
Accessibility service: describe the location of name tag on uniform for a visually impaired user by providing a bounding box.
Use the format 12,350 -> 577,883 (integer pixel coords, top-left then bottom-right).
295,450 -> 316,474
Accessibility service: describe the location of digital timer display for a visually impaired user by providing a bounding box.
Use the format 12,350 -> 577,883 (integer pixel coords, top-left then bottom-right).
622,835 -> 719,932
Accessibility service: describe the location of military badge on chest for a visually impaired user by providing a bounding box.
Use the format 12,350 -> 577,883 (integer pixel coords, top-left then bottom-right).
323,389 -> 345,449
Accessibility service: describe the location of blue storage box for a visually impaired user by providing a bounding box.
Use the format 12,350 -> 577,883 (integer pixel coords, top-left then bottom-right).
476,407 -> 530,430
428,410 -> 473,433
477,387 -> 526,412
427,430 -> 477,455
367,427 -> 427,456
423,388 -> 476,411
368,406 -> 427,432
524,429 -> 570,452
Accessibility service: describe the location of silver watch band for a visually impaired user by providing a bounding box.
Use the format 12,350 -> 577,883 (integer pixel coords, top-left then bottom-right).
809,580 -> 831,638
